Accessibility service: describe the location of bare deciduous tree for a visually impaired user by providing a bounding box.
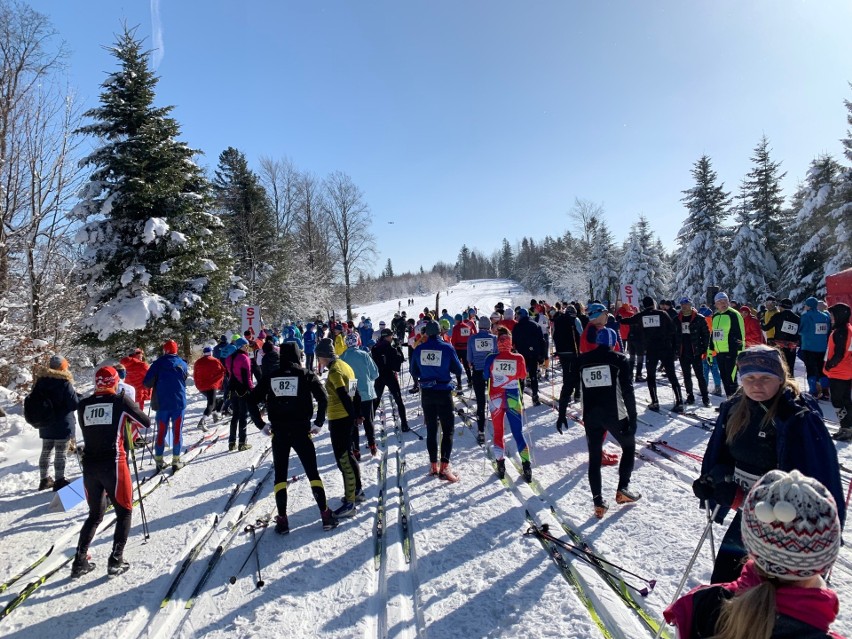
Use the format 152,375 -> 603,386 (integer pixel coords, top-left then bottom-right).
258,155 -> 299,237
322,171 -> 376,320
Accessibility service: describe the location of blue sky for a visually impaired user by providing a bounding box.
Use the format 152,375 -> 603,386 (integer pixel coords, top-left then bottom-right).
29,0 -> 852,275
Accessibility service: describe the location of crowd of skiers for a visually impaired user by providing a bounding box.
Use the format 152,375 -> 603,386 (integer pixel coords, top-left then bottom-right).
21,288 -> 852,637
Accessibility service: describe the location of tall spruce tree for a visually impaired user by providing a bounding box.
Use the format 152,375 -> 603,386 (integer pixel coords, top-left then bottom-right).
74,27 -> 234,353
674,155 -> 731,299
785,155 -> 843,300
212,147 -> 279,312
741,135 -> 787,290
589,219 -> 620,302
498,238 -> 514,279
729,187 -> 772,304
620,216 -> 669,302
825,87 -> 852,277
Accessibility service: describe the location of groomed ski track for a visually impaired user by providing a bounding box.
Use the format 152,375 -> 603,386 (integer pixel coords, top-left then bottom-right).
0,278 -> 850,639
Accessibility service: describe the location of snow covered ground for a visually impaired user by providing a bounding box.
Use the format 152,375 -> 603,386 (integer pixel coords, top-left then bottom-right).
1,278 -> 850,639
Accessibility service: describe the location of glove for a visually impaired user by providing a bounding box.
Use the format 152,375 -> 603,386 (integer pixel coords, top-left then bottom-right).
692,476 -> 715,501
556,416 -> 568,434
713,481 -> 743,511
311,420 -> 322,435
621,417 -> 637,436
538,357 -> 545,365
261,423 -> 272,437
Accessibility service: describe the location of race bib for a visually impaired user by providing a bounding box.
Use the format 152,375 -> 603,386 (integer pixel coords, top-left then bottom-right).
815,323 -> 828,335
83,403 -> 113,426
474,338 -> 493,353
421,349 -> 442,366
494,359 -> 517,377
582,365 -> 612,388
642,315 -> 660,328
681,322 -> 691,334
271,376 -> 298,397
460,328 -> 470,337
781,320 -> 798,335
348,379 -> 358,398
712,329 -> 725,342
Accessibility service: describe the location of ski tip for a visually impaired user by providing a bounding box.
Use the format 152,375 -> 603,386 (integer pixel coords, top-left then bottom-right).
649,579 -> 657,590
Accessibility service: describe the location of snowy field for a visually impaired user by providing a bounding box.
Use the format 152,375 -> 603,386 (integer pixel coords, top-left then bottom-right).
1,278 -> 850,639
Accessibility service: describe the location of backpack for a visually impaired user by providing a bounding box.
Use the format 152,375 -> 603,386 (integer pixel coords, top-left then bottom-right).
24,383 -> 54,427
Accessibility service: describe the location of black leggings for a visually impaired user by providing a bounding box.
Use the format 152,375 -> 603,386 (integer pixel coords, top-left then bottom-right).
229,394 -> 248,445
329,417 -> 362,501
830,378 -> 852,430
646,352 -> 682,403
584,423 -> 635,506
270,424 -> 327,515
472,369 -> 487,429
421,389 -> 455,463
373,373 -> 408,427
712,510 -> 747,583
455,349 -> 472,386
200,389 -> 216,416
77,460 -> 133,561
351,401 -> 376,448
679,354 -> 709,400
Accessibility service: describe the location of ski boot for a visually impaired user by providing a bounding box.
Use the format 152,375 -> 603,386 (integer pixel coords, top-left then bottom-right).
401,421 -> 411,432
615,488 -> 642,504
601,451 -> 619,466
369,443 -> 378,457
428,462 -> 440,476
671,401 -> 684,414
197,416 -> 208,432
556,416 -> 568,434
107,554 -> 130,577
238,442 -> 252,451
634,375 -> 645,383
648,402 -> 660,412
228,443 -> 237,452
334,500 -> 356,518
495,458 -> 506,480
172,456 -> 185,471
522,461 -> 532,483
685,394 -> 695,405
38,476 -> 55,491
594,501 -> 609,520
702,396 -> 711,408
212,411 -> 220,424
321,508 -> 339,531
70,554 -> 95,579
354,488 -> 367,503
532,395 -> 541,407
155,455 -> 168,470
832,428 -> 852,442
275,514 -> 290,535
476,431 -> 486,445
438,462 -> 459,483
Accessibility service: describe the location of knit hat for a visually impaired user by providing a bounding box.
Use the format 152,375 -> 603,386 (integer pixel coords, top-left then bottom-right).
203,346 -> 213,355
737,345 -> 785,380
517,308 -> 529,319
233,337 -> 249,350
95,366 -> 119,390
315,338 -> 335,359
739,305 -> 752,315
454,313 -> 463,322
379,320 -> 387,328
344,332 -> 360,348
439,318 -> 451,331
595,327 -> 619,349
714,292 -> 729,303
380,328 -> 393,338
497,333 -> 512,352
765,295 -> 777,302
49,355 -> 68,371
741,469 -> 841,580
780,298 -> 793,310
424,321 -> 440,337
504,308 -> 515,320
163,340 -> 178,355
679,297 -> 692,306
642,296 -> 655,309
587,303 -> 607,319
478,316 -> 491,329
804,296 -> 818,310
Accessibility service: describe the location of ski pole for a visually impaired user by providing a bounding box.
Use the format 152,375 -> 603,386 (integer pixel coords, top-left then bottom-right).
140,404 -> 152,466
653,505 -> 720,639
706,505 -> 716,562
125,419 -> 150,541
230,517 -> 270,587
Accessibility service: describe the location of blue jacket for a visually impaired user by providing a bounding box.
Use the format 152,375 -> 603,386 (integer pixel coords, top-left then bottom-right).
411,336 -> 462,391
304,323 -> 317,354
282,326 -> 304,351
466,330 -> 497,371
340,347 -> 380,400
358,323 -> 376,350
143,353 -> 188,412
701,391 -> 845,526
799,301 -> 831,353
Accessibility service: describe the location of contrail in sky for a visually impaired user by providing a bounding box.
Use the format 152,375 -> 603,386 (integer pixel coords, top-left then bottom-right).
151,0 -> 164,69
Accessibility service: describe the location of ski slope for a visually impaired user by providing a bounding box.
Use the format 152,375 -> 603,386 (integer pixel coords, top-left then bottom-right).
1,278 -> 850,639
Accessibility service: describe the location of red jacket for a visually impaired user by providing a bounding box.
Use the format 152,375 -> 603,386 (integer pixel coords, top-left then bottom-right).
451,322 -> 474,349
193,355 -> 226,392
615,304 -> 635,341
739,306 -> 766,347
120,355 -> 152,401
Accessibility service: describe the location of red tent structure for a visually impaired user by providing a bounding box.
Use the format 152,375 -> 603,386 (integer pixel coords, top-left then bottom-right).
826,268 -> 852,307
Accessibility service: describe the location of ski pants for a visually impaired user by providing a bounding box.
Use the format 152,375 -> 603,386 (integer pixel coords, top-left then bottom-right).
829,378 -> 852,430
801,350 -> 829,395
777,346 -> 798,381
305,353 -> 315,373
627,340 -> 645,379
229,394 -> 248,446
200,389 -> 216,417
471,369 -> 488,431
704,357 -> 721,389
421,389 -> 455,464
373,372 -> 408,427
270,422 -> 327,515
679,353 -> 709,401
155,409 -> 184,458
715,352 -> 739,397
711,510 -> 747,584
455,349 -> 472,388
584,420 -> 635,507
645,351 -> 682,404
77,459 -> 132,561
519,355 -> 540,399
329,417 -> 362,502
351,400 -> 376,449
39,438 -> 68,480
489,390 -> 528,461
557,353 -> 580,416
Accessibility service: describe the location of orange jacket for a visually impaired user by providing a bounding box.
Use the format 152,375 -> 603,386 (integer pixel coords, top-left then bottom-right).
824,324 -> 852,380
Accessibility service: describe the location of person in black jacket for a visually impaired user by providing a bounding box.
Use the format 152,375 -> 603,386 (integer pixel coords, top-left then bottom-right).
511,308 -> 546,405
73,366 -> 150,578
260,339 -> 280,379
760,298 -> 800,375
677,297 -> 711,406
553,305 -> 583,429
621,296 -> 685,412
248,343 -> 337,533
31,355 -> 79,491
370,328 -> 409,430
575,328 -> 641,519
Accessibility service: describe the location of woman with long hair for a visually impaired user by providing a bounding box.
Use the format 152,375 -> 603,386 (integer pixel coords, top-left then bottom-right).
692,345 -> 845,584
